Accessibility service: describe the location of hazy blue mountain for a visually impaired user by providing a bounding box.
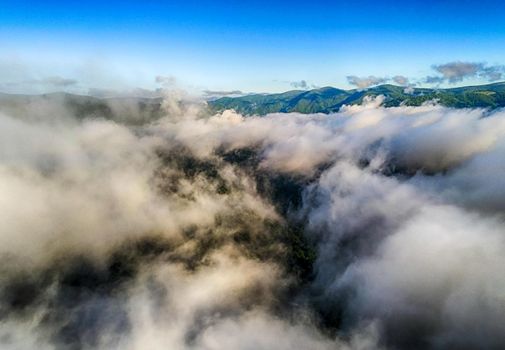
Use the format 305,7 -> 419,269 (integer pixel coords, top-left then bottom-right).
208,82 -> 505,115
0,92 -> 164,125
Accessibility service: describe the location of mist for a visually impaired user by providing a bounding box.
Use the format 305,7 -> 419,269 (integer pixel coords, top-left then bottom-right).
1,91 -> 505,350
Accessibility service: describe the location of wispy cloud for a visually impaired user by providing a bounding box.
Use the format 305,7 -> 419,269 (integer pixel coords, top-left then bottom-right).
40,76 -> 78,87
428,61 -> 505,84
203,89 -> 243,96
424,75 -> 446,85
392,75 -> 409,86
285,80 -> 320,90
346,75 -> 388,89
155,75 -> 178,87
202,89 -> 245,100
480,65 -> 504,81
347,61 -> 505,91
0,76 -> 79,91
432,61 -> 483,83
290,80 -> 309,89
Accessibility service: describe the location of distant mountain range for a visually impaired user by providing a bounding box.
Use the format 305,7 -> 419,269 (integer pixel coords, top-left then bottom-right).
2,82 -> 505,124
208,82 -> 505,115
0,92 -> 164,125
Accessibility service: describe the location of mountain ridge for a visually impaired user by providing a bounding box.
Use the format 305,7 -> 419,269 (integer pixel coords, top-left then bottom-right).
208,82 -> 505,115
2,81 -> 505,123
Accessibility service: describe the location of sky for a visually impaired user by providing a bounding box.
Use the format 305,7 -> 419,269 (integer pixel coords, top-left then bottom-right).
2,0 -> 505,94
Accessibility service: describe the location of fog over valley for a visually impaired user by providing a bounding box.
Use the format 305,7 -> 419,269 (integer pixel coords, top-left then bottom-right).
1,89 -> 505,349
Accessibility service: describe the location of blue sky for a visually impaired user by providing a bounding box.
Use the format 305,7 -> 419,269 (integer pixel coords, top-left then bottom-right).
2,0 -> 505,93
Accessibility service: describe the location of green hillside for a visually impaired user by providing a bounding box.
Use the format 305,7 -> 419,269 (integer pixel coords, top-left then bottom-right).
209,82 -> 505,115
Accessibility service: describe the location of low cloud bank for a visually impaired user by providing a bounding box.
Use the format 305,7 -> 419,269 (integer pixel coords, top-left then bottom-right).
1,92 -> 505,349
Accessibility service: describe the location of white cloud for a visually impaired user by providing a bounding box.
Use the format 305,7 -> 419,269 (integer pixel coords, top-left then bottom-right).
2,93 -> 505,349
392,75 -> 409,86
429,61 -> 505,84
347,75 -> 388,89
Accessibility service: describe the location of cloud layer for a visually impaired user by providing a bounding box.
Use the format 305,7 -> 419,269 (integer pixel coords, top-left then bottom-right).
1,92 -> 505,349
